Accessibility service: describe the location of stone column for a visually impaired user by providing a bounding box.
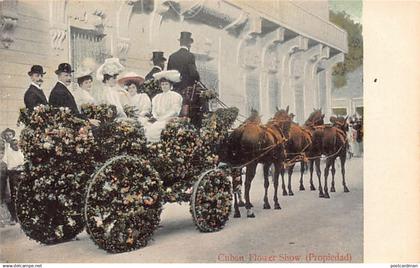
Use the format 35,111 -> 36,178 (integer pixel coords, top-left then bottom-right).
260,28 -> 284,120
236,15 -> 262,116
307,46 -> 329,111
290,44 -> 322,123
319,53 -> 345,119
277,36 -> 308,114
49,0 -> 68,54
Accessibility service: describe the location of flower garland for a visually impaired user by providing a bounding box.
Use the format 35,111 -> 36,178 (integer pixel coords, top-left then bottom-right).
84,156 -> 163,253
94,119 -> 148,161
123,105 -> 139,119
147,118 -> 200,203
17,105 -> 96,244
81,104 -> 148,162
190,169 -> 232,232
80,104 -> 117,123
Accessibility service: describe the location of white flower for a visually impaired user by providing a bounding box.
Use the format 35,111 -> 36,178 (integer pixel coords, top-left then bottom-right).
55,225 -> 64,238
103,181 -> 113,192
93,216 -> 103,227
68,218 -> 76,227
42,142 -> 52,149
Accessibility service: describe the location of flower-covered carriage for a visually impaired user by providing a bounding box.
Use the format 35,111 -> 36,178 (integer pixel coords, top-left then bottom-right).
16,103 -> 239,253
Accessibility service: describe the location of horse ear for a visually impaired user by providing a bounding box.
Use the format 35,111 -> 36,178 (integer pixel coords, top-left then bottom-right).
345,115 -> 349,121
286,105 -> 289,113
276,106 -> 279,112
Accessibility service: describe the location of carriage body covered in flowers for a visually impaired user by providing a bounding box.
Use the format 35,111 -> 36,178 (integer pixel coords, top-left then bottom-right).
16,103 -> 239,253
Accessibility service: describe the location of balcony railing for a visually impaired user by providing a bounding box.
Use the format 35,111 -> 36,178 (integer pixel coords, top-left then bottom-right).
230,0 -> 348,53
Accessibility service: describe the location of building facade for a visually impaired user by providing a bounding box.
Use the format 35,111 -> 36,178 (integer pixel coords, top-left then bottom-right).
332,66 -> 363,117
0,0 -> 348,130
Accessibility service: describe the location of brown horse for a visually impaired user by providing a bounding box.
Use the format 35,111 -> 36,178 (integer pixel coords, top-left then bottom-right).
322,116 -> 350,197
279,113 -> 313,196
225,107 -> 292,217
301,109 -> 326,195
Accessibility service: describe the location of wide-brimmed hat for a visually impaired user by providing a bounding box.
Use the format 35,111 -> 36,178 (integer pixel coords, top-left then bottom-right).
1,128 -> 15,139
117,72 -> 145,86
96,58 -> 125,81
74,66 -> 93,80
55,63 -> 74,75
178,31 -> 194,43
150,51 -> 167,62
28,65 -> 46,76
153,70 -> 181,83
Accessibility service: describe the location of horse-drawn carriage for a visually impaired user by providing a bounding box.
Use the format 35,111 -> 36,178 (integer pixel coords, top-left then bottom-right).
15,92 -> 349,254
16,101 -> 243,253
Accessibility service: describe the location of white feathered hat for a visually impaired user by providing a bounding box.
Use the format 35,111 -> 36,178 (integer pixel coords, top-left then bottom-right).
74,66 -> 93,79
153,70 -> 181,83
96,58 -> 125,81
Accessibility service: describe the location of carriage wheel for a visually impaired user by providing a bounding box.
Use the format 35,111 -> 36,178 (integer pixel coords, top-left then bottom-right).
16,169 -> 86,245
84,155 -> 164,253
190,168 -> 232,232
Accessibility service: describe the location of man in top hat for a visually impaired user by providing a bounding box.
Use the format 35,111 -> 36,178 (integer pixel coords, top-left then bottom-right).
145,51 -> 166,81
24,65 -> 48,111
167,31 -> 200,93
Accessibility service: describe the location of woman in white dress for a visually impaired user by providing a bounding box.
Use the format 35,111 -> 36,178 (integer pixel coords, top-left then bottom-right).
118,72 -> 151,125
95,58 -> 127,118
145,70 -> 183,142
73,68 -> 96,110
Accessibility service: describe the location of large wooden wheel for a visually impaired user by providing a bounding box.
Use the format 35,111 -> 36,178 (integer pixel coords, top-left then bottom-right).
84,155 -> 164,253
190,168 -> 232,232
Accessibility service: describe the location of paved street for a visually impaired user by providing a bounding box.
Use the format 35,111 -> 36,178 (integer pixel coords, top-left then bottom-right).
0,157 -> 363,263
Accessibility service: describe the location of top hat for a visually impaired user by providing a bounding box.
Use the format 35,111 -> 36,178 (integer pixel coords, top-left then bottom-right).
1,128 -> 15,140
28,65 -> 46,76
178,31 -> 194,43
151,51 -> 167,62
55,63 -> 74,75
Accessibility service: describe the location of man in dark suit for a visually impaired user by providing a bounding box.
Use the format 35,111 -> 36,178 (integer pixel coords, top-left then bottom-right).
49,63 -> 101,127
24,65 -> 48,111
167,32 -> 200,93
49,63 -> 80,114
145,51 -> 166,81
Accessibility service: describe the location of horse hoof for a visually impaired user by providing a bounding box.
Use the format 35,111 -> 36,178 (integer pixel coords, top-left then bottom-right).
274,204 -> 281,210
282,191 -> 288,196
263,203 -> 271,209
288,191 -> 294,196
238,200 -> 246,207
344,187 -> 350,193
319,192 -> 324,198
310,185 -> 316,191
247,213 -> 255,218
234,212 -> 241,218
330,187 -> 336,192
299,185 -> 305,191
324,193 -> 330,199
